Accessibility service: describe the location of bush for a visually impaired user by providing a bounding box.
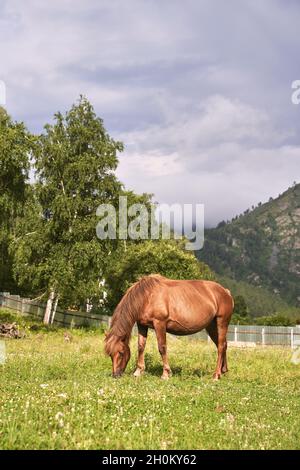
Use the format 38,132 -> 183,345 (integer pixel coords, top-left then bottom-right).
231,313 -> 253,325
0,308 -> 18,323
233,295 -> 249,317
255,314 -> 296,327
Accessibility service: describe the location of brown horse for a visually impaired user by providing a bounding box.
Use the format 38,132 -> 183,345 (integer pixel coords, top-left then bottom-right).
104,274 -> 234,380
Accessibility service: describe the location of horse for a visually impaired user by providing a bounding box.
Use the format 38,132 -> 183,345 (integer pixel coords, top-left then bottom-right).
104,274 -> 234,380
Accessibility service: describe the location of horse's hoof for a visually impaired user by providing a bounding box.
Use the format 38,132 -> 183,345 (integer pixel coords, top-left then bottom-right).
161,370 -> 172,380
161,374 -> 170,380
133,368 -> 144,377
213,373 -> 221,381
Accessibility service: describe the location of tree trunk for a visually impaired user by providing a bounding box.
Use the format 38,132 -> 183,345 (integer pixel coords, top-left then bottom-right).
50,295 -> 59,325
43,289 -> 55,324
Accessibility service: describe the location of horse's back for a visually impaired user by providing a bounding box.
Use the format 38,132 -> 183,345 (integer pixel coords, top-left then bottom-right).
187,280 -> 234,319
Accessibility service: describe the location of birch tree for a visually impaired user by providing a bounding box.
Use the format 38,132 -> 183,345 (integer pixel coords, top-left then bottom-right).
12,97 -> 124,321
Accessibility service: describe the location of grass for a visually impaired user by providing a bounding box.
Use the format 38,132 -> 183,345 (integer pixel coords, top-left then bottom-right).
0,309 -> 300,450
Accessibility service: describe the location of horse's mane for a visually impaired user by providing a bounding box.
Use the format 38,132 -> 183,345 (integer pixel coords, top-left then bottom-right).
104,274 -> 164,355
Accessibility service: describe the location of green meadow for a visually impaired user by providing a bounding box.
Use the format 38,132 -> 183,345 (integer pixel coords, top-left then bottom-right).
0,315 -> 299,450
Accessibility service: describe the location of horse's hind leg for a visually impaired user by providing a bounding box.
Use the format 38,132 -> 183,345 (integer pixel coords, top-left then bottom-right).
153,320 -> 172,380
206,317 -> 228,380
222,340 -> 228,374
133,324 -> 148,377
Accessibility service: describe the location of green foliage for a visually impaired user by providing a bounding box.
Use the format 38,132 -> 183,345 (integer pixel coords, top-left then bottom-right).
230,295 -> 251,324
255,315 -> 296,327
233,295 -> 249,317
0,108 -> 33,222
105,239 -> 214,310
0,308 -> 17,323
0,107 -> 34,291
34,96 -> 123,241
230,313 -> 252,325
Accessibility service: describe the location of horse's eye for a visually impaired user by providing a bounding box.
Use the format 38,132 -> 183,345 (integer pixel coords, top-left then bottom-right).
119,351 -> 124,356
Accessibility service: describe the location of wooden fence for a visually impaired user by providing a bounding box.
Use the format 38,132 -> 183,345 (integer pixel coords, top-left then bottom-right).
191,324 -> 300,348
1,292 -> 300,348
0,292 -> 111,329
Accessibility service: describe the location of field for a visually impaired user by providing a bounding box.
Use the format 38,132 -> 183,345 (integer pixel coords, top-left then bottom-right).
0,318 -> 300,450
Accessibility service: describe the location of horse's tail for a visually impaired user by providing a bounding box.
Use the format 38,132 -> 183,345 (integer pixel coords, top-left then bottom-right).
104,274 -> 162,354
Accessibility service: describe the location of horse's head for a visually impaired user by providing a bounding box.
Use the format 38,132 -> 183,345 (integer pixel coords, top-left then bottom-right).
104,333 -> 131,378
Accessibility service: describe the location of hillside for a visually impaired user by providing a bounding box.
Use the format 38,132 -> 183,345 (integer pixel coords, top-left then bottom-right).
197,183 -> 300,306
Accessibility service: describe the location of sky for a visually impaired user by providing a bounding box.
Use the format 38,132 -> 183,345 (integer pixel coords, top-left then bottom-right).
1,0 -> 300,227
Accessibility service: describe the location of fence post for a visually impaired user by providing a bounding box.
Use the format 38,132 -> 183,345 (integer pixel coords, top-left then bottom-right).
262,328 -> 265,346
2,293 -> 10,308
21,298 -> 25,315
234,327 -> 238,343
291,328 -> 294,349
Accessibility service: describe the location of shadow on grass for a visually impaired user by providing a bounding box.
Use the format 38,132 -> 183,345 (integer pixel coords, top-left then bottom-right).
192,368 -> 211,378
145,364 -> 183,377
139,354 -> 210,378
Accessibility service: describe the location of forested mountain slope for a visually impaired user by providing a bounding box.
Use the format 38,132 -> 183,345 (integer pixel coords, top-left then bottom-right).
198,183 -> 300,306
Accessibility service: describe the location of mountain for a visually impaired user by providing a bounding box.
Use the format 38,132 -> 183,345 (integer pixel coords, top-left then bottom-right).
197,183 -> 300,307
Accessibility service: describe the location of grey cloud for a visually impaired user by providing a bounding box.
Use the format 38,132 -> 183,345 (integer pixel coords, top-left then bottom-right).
1,0 -> 300,225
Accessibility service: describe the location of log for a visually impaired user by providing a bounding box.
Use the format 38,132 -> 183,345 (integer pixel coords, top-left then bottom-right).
0,322 -> 23,339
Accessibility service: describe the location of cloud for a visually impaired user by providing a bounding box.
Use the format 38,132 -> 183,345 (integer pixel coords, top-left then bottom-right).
119,94 -> 288,154
116,93 -> 300,225
0,0 -> 300,225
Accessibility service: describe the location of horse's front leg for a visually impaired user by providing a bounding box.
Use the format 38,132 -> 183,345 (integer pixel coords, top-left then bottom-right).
133,324 -> 148,377
153,320 -> 172,380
